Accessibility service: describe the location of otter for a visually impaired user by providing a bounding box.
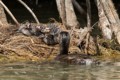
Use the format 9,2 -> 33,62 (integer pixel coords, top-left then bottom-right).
56,32 -> 100,65
43,34 -> 59,45
42,25 -> 61,45
17,23 -> 46,39
18,23 -> 62,45
59,31 -> 70,55
17,24 -> 33,36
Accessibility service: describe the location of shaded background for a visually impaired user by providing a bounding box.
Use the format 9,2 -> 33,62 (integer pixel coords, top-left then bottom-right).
2,0 -> 120,25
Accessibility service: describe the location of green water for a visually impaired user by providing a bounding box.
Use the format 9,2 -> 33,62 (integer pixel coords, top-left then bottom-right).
0,62 -> 120,80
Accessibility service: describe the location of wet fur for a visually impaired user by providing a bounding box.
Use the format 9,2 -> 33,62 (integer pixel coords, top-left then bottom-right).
59,31 -> 70,55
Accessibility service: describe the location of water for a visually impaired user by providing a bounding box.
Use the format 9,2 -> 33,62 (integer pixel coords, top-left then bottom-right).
0,62 -> 120,80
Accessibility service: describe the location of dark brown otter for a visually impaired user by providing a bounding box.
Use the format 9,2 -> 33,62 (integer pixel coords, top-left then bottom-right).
55,31 -> 70,60
43,34 -> 59,45
56,32 -> 100,65
59,31 -> 70,55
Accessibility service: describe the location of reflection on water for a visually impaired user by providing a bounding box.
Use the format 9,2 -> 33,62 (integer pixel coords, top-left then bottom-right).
0,62 -> 120,80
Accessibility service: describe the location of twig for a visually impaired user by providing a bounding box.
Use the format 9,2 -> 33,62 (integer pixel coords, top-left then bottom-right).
25,44 -> 37,55
46,48 -> 54,58
33,44 -> 58,50
0,44 -> 21,56
92,21 -> 99,28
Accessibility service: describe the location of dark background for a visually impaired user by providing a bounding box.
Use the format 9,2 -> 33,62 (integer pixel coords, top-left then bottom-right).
2,0 -> 120,25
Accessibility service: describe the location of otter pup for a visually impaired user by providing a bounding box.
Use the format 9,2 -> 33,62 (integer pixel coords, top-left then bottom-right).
43,34 -> 59,45
42,25 -> 61,45
18,23 -> 44,36
17,24 -> 33,36
18,23 -> 62,45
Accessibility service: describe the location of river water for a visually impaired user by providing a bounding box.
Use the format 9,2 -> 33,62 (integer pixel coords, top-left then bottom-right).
0,62 -> 120,80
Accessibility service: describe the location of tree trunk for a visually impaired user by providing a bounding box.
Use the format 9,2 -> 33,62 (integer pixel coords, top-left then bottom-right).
0,3 -> 8,26
65,0 -> 79,29
96,0 -> 120,44
56,0 -> 66,26
56,0 -> 79,29
96,0 -> 112,39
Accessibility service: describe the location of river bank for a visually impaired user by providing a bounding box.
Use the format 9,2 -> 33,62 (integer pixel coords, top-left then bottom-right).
0,24 -> 120,64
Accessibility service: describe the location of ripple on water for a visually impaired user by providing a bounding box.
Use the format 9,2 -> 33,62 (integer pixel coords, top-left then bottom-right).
0,62 -> 119,80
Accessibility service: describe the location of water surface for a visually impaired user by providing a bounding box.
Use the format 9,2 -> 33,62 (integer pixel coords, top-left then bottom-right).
0,62 -> 120,80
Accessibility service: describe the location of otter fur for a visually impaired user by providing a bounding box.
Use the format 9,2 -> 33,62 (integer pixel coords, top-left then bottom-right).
59,31 -> 70,55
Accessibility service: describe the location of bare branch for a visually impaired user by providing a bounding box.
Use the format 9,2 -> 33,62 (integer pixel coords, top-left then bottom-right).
18,0 -> 40,24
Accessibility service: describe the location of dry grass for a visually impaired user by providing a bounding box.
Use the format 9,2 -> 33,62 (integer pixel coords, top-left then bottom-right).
0,24 -> 120,63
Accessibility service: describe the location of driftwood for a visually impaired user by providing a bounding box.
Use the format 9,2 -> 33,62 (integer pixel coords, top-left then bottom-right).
0,0 -> 19,25
18,0 -> 40,24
